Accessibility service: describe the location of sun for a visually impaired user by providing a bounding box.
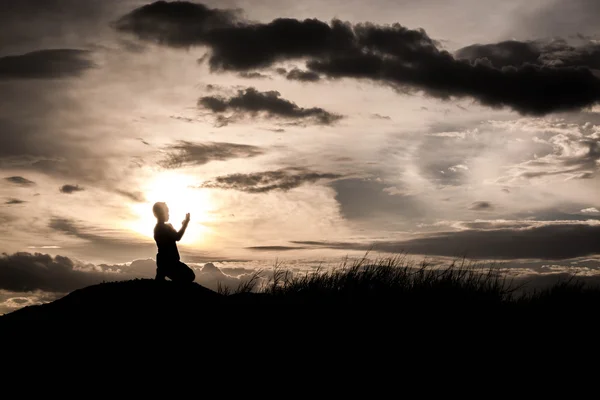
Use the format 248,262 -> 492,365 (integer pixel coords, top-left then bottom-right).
126,171 -> 214,244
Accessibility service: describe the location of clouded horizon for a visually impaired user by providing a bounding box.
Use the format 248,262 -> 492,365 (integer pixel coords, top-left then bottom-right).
3,0 -> 600,313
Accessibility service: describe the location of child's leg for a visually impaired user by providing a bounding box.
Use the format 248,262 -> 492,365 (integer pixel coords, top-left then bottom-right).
169,261 -> 195,283
155,267 -> 166,281
155,254 -> 167,281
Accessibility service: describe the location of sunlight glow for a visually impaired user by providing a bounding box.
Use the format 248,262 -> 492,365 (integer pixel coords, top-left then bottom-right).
127,171 -> 214,244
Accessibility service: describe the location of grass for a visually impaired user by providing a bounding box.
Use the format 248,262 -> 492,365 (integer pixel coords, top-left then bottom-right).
217,252 -> 600,320
223,253 -> 515,300
4,252 -> 598,366
5,251 -> 600,335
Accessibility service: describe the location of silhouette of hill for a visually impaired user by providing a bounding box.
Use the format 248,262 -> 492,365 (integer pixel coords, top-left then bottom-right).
3,259 -> 600,337
3,259 -> 600,374
1,279 -> 222,323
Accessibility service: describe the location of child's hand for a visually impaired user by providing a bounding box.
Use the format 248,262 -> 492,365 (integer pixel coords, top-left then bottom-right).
184,213 -> 191,224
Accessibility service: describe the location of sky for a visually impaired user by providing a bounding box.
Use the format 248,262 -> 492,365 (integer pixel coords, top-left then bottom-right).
3,0 -> 600,313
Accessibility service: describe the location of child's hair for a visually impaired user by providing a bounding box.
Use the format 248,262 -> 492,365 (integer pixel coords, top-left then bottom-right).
153,202 -> 168,220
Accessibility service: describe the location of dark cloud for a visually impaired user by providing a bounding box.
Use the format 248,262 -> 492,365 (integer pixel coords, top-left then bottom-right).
455,38 -> 600,70
0,251 -> 265,296
50,217 -> 116,242
59,184 -> 84,194
201,168 -> 341,193
4,176 -> 35,186
292,222 -> 600,260
469,201 -> 493,211
247,246 -> 306,251
115,189 -> 146,202
0,0 -> 118,54
306,45 -> 600,116
0,49 -> 95,80
458,221 -> 534,230
114,0 -> 241,48
198,88 -> 342,126
5,199 -> 26,205
158,140 -> 265,169
455,41 -> 542,68
284,68 -> 320,82
117,1 -> 600,115
0,252 -> 129,292
371,113 -> 391,120
219,266 -> 256,277
239,71 -> 270,79
0,3 -> 138,186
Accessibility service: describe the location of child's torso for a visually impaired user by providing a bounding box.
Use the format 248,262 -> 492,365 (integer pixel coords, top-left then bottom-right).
154,223 -> 180,261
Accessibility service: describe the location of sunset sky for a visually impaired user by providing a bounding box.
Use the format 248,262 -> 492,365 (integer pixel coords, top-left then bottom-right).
3,0 -> 600,313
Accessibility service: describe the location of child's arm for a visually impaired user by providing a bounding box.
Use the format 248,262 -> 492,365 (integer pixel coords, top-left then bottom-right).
175,213 -> 190,241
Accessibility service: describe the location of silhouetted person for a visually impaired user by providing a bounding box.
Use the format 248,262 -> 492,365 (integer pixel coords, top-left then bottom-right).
153,202 -> 196,283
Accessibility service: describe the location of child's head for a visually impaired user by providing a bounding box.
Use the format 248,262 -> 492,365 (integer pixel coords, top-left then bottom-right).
152,202 -> 169,222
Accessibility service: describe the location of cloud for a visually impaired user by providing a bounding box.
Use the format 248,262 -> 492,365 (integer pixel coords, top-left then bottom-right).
239,71 -> 270,79
449,164 -> 469,172
455,38 -> 600,70
382,186 -> 404,196
581,207 -> 599,213
193,262 -> 268,292
59,184 -> 84,194
0,49 -> 95,80
283,68 -> 321,82
293,221 -> 600,260
118,259 -> 270,292
0,252 -> 129,292
0,252 -> 266,298
455,40 -> 542,69
48,217 -> 156,263
0,86 -> 110,184
116,1 -> 600,115
514,0 -> 600,40
49,217 -> 115,242
4,176 -> 35,186
198,88 -> 342,126
158,140 -> 265,169
0,0 -> 116,54
5,198 -> 26,205
0,290 -> 64,316
114,1 -> 241,48
201,168 -> 342,193
330,178 -> 424,225
246,246 -> 306,251
115,189 -> 146,202
469,201 -> 493,211
495,121 -> 600,183
371,113 -> 391,120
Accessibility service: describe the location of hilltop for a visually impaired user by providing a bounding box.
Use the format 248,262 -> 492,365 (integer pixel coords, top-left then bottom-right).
3,260 -> 600,338
3,260 -> 600,375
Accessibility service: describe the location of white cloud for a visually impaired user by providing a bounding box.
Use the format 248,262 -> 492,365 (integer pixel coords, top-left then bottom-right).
382,186 -> 404,195
449,164 -> 469,172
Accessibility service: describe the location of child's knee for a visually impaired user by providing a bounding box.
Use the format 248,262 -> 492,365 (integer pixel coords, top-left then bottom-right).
188,269 -> 196,282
